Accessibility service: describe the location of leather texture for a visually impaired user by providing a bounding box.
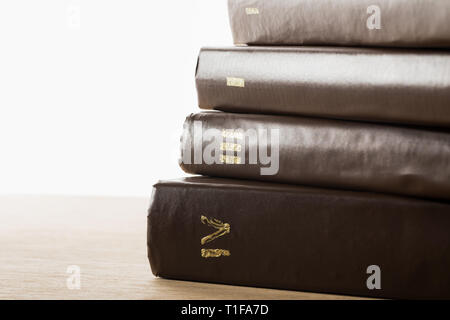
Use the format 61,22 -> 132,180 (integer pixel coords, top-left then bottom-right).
228,0 -> 450,47
148,176 -> 450,299
180,112 -> 450,201
196,46 -> 450,128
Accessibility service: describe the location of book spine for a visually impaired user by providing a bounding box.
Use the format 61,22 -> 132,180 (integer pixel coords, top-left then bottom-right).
228,0 -> 450,47
196,47 -> 450,128
148,178 -> 450,299
179,112 -> 450,201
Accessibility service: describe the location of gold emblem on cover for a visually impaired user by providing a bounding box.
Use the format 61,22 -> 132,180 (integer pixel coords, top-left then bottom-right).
200,215 -> 231,258
201,216 -> 230,244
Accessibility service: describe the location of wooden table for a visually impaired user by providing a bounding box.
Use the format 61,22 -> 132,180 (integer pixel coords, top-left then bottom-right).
0,196 -> 365,300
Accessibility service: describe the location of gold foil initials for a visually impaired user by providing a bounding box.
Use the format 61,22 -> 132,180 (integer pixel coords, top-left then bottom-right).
245,8 -> 259,15
200,215 -> 231,258
201,249 -> 231,258
226,77 -> 245,88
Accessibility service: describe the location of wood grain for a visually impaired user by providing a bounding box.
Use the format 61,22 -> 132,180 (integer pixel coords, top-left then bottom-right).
0,196 -> 367,300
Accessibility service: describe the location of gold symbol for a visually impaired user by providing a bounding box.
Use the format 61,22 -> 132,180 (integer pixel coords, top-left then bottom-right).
200,215 -> 230,258
201,216 -> 230,244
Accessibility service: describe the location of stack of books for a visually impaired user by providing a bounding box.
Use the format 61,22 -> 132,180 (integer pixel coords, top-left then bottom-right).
148,0 -> 450,299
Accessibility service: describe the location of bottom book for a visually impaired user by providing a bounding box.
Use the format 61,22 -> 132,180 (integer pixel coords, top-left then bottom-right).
147,177 -> 450,299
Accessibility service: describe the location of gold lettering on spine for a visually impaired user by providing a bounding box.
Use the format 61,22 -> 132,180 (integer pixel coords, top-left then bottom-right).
220,155 -> 241,164
200,215 -> 231,258
220,142 -> 242,152
245,8 -> 259,15
222,129 -> 243,140
201,249 -> 231,258
226,77 -> 245,88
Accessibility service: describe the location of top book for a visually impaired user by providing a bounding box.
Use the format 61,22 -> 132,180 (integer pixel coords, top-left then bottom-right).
228,0 -> 450,48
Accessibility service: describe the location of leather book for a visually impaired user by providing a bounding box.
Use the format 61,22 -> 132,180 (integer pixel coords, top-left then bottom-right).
228,0 -> 450,47
148,176 -> 450,299
179,112 -> 450,201
196,46 -> 450,128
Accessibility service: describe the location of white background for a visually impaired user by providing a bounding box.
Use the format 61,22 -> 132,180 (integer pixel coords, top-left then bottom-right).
0,0 -> 232,196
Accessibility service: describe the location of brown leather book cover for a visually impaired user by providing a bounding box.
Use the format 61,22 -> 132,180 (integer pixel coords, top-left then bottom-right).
148,176 -> 450,299
196,46 -> 450,128
179,112 -> 450,201
228,0 -> 450,47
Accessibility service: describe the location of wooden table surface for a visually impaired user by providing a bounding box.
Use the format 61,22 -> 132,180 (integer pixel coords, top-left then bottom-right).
0,195 -> 365,300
